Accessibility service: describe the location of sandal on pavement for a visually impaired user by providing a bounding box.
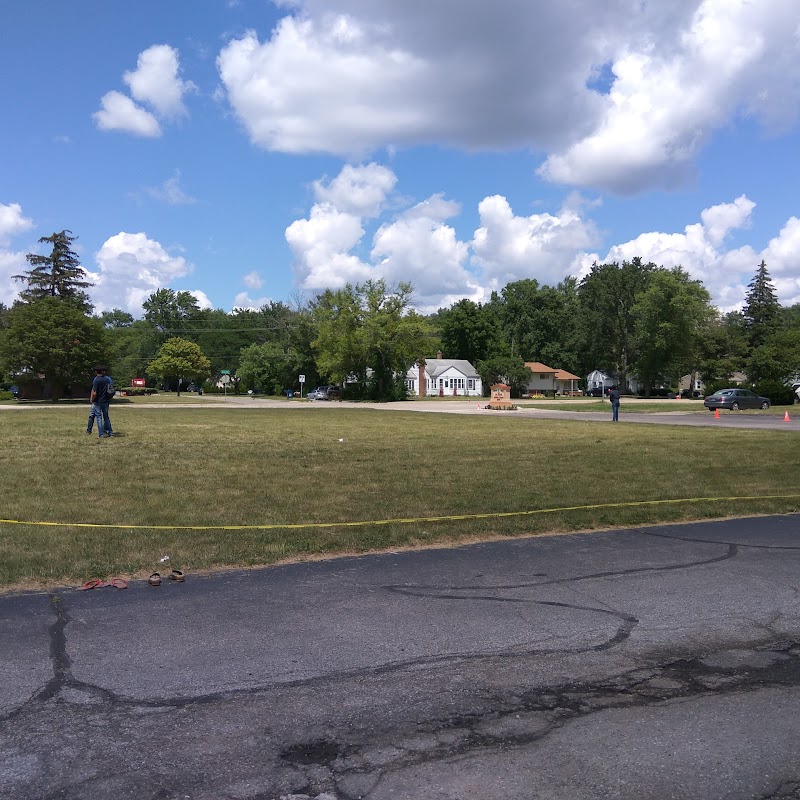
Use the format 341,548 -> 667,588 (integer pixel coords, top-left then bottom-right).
169,569 -> 185,582
148,572 -> 161,586
108,578 -> 128,589
77,578 -> 106,591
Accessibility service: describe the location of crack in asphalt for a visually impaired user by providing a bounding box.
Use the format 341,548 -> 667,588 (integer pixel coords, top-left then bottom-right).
269,638 -> 800,799
385,541 -> 738,595
0,531 -> 751,723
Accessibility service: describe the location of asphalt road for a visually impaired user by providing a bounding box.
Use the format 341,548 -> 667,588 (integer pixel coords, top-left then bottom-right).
3,515 -> 800,799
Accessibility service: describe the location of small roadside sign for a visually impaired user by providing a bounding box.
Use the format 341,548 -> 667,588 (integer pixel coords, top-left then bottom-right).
299,375 -> 305,383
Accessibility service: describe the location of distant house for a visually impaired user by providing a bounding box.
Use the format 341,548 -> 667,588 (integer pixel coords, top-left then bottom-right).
586,369 -> 642,395
679,374 -> 705,396
405,353 -> 483,396
586,369 -> 613,394
524,362 -> 581,396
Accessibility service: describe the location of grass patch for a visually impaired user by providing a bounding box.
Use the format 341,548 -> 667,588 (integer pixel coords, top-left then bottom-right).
1,406 -> 799,588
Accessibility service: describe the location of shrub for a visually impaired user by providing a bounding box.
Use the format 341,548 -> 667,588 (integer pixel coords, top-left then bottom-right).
752,380 -> 796,406
702,380 -> 741,397
119,387 -> 159,396
0,391 -> 14,401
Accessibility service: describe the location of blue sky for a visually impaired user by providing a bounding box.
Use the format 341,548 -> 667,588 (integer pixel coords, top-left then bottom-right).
1,0 -> 799,316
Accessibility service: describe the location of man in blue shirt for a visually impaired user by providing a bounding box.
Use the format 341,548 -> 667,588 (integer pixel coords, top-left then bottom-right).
608,385 -> 621,422
89,365 -> 114,438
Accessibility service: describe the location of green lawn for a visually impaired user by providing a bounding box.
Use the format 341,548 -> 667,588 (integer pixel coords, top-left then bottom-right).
1,406 -> 798,589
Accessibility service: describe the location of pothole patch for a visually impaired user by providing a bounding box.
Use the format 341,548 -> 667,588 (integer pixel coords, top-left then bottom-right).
281,739 -> 343,767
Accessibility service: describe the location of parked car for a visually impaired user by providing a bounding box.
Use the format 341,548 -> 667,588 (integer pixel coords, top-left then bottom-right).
587,387 -> 604,397
9,385 -> 19,399
309,385 -> 341,400
703,388 -> 770,411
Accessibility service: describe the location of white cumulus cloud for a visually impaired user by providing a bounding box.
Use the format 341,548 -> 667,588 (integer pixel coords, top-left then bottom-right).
232,291 -> 273,310
93,91 -> 161,137
313,163 -> 397,217
0,202 -> 34,304
286,163 -> 399,290
472,195 -> 600,290
598,196 -> 800,309
124,44 -> 194,119
94,45 -> 193,136
371,195 -> 478,311
538,0 -> 800,192
90,232 -> 193,313
0,202 -> 34,245
242,271 -> 263,289
216,0 -> 800,192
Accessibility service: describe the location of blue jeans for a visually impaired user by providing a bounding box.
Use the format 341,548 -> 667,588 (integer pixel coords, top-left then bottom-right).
90,402 -> 112,437
612,402 -> 619,422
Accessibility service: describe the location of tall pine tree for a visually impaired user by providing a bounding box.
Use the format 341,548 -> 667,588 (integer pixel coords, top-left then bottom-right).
742,260 -> 779,349
14,230 -> 92,309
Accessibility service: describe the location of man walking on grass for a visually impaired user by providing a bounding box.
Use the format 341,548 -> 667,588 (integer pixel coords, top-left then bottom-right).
608,385 -> 621,422
88,365 -> 114,438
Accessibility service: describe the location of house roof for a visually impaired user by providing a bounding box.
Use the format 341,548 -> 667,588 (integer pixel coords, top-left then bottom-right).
524,361 -> 557,374
554,369 -> 580,380
406,359 -> 480,379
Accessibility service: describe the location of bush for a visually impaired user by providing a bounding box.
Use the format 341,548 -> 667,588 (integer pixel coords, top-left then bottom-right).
119,387 -> 159,396
752,380 -> 796,406
702,379 -> 741,397
0,391 -> 14,401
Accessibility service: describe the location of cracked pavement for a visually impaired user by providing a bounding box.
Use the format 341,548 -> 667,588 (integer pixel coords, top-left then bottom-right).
2,515 -> 800,799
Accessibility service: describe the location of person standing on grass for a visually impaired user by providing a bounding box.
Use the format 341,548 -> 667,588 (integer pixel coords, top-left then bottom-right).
88,365 -> 114,438
86,372 -> 113,435
608,385 -> 621,422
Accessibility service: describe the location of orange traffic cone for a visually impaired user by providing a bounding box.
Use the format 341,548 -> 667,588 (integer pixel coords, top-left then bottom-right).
784,411 -> 791,422
714,408 -> 720,419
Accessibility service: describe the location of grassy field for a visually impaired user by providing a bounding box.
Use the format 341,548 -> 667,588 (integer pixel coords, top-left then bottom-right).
1,405 -> 798,590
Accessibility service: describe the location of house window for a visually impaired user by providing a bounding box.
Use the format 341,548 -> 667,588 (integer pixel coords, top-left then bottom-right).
540,374 -> 546,379
468,379 -> 475,390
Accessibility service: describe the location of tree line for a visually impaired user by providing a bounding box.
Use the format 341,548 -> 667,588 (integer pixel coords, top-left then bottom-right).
1,230 -> 798,401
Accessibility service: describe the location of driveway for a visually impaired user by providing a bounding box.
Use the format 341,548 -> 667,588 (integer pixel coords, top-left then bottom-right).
2,515 -> 800,799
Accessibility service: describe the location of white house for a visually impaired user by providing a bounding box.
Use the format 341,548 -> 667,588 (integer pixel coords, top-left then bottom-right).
586,369 -> 642,394
586,369 -> 613,394
405,354 -> 483,397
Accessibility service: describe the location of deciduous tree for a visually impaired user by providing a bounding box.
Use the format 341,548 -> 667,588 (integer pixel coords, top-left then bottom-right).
438,299 -> 505,364
311,280 -> 433,401
0,298 -> 106,398
147,337 -> 211,394
631,268 -> 713,393
475,355 -> 532,398
577,258 -> 654,389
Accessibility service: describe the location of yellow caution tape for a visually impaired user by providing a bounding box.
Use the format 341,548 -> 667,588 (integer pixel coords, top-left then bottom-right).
0,494 -> 798,532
